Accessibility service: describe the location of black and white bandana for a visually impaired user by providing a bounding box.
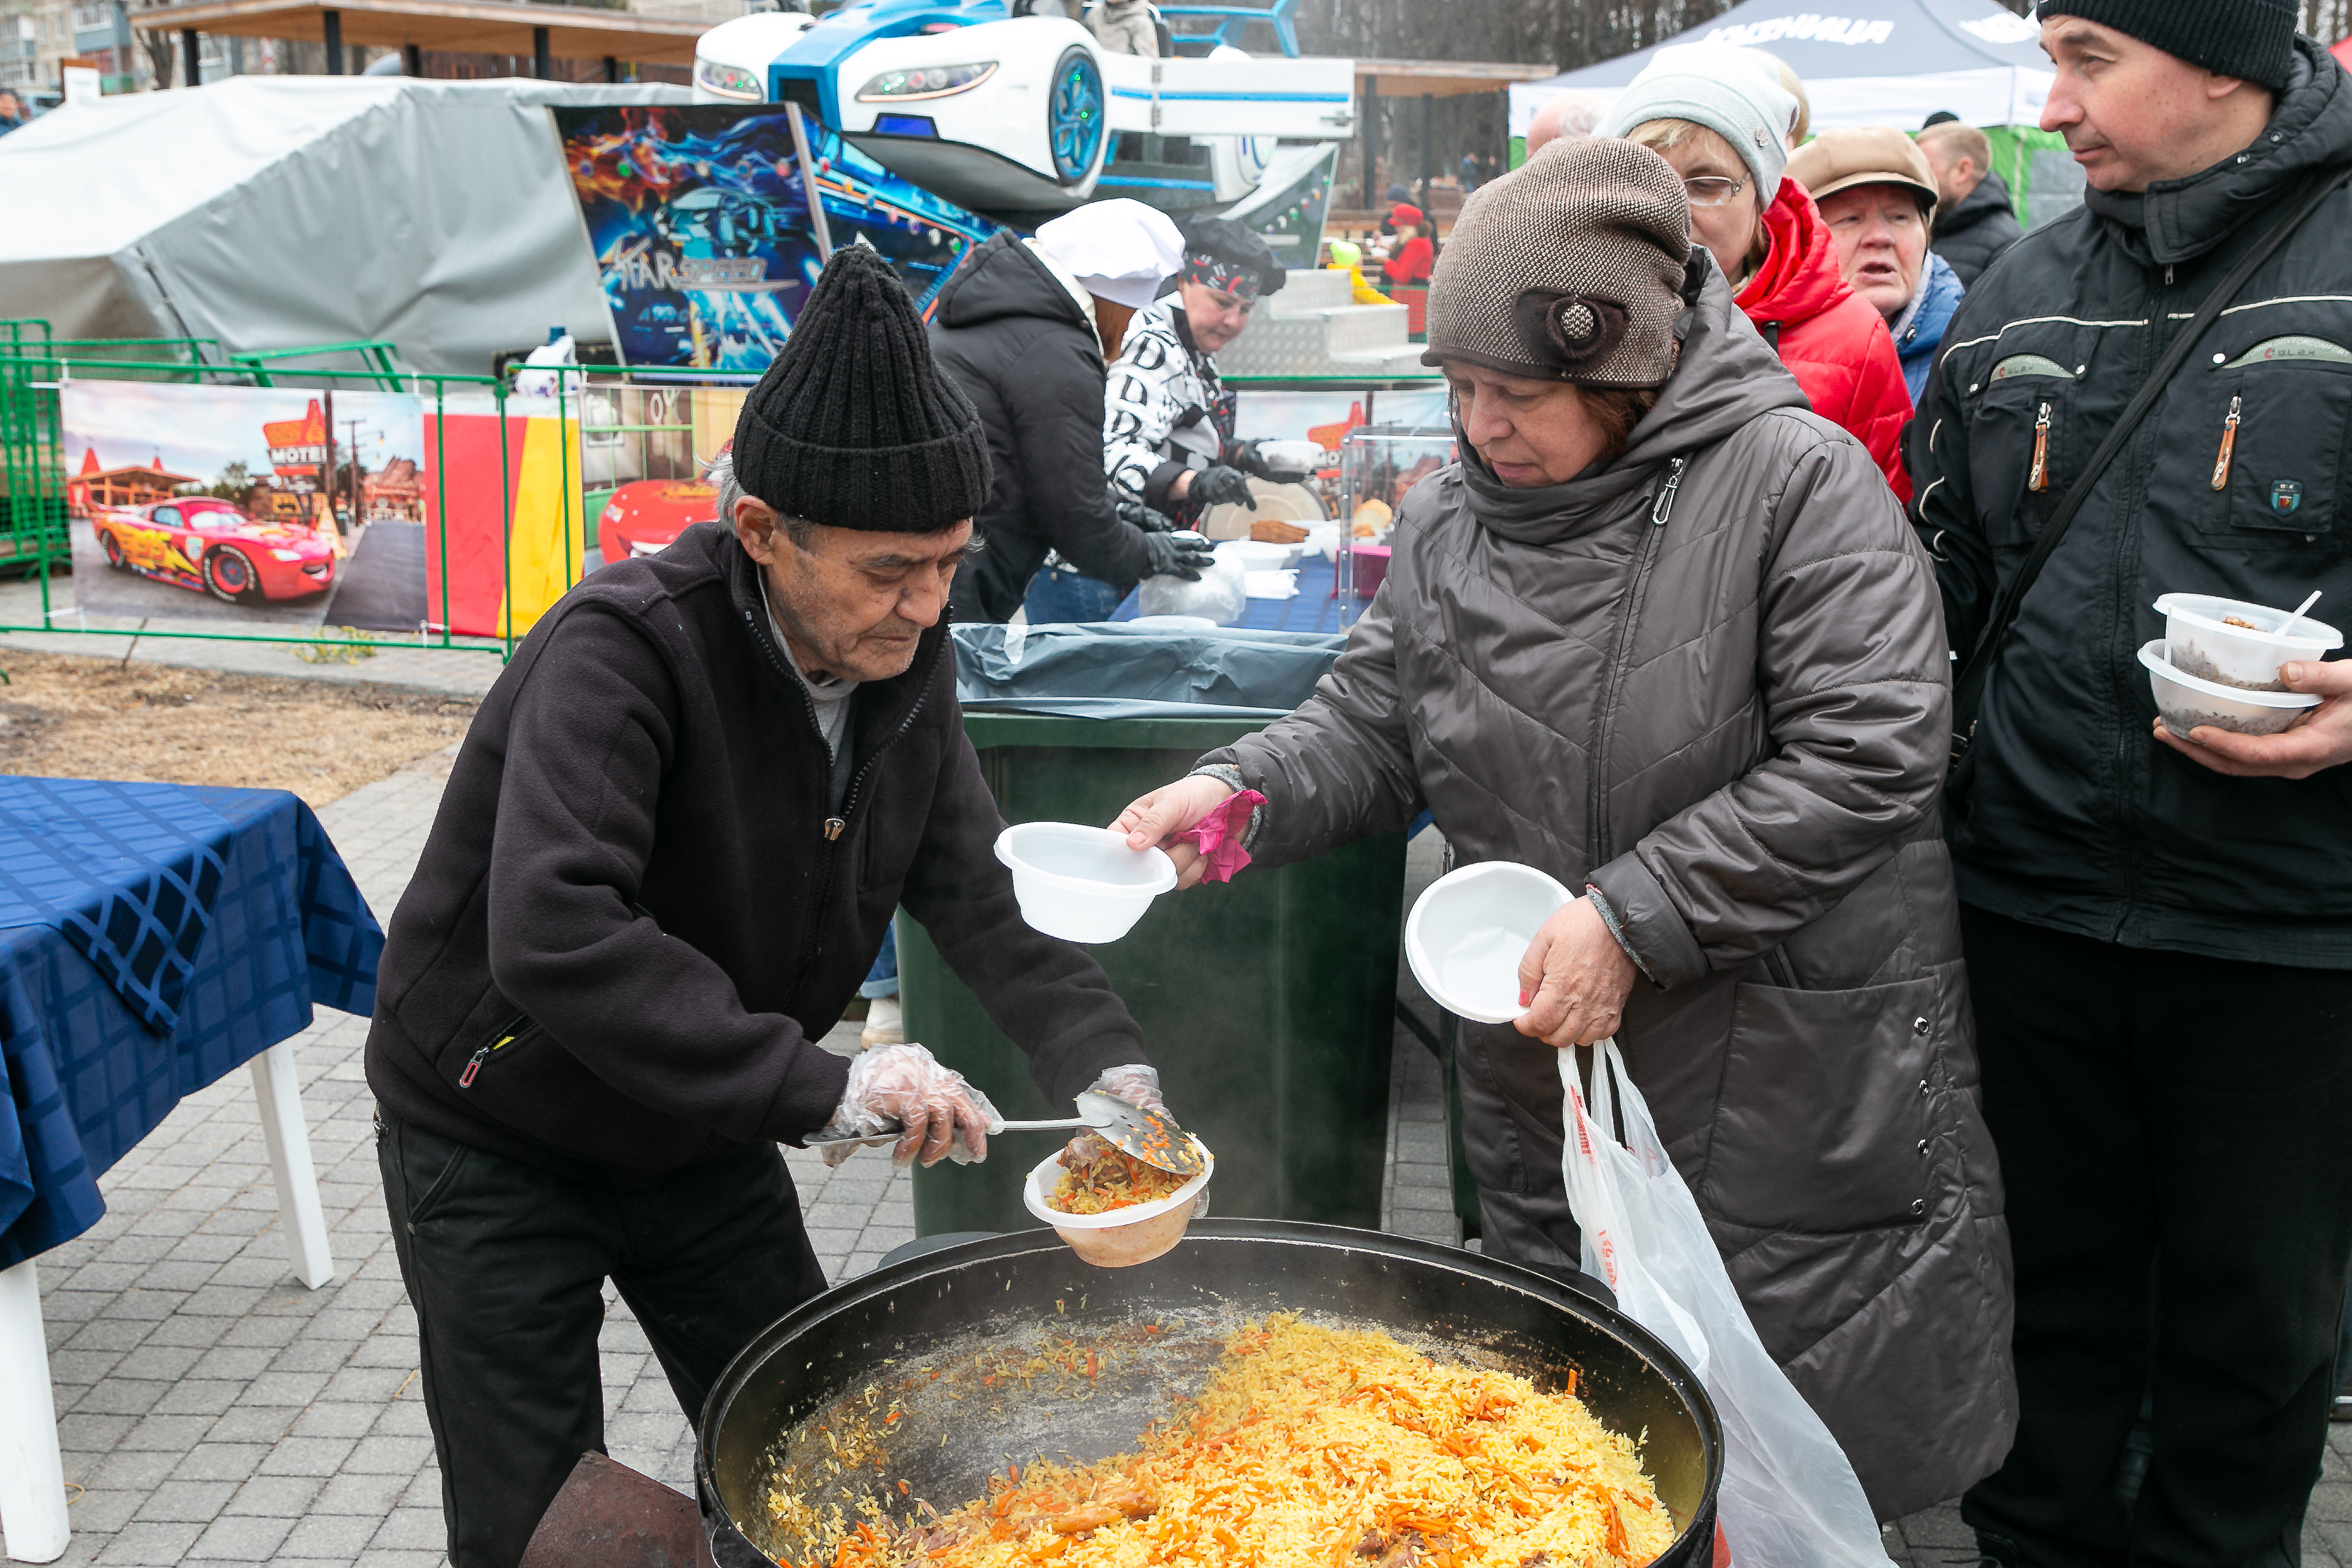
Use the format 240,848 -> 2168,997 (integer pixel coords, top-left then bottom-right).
1170,216 -> 1284,305
1179,252 -> 1263,301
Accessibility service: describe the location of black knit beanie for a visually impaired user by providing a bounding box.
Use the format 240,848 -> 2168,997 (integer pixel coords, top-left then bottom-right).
2036,0 -> 2296,92
732,244 -> 992,533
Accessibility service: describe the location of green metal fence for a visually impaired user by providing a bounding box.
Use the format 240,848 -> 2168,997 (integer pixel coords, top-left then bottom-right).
0,324 -> 1434,669
0,322 -> 790,666
0,333 -> 520,657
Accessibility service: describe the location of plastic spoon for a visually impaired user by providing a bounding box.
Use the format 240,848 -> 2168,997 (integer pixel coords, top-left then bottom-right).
2272,589 -> 2323,642
806,1090 -> 1207,1175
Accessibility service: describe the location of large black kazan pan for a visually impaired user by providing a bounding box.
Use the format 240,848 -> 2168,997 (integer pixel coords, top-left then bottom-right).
696,1220 -> 1722,1567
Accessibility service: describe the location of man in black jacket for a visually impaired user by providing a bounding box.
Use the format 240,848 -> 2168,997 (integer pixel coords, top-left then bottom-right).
1919,120 -> 2026,285
1912,5 -> 2352,1564
932,200 -> 1214,622
366,246 -> 1167,1568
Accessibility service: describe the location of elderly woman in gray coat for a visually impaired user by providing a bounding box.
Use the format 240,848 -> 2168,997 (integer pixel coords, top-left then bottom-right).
1116,138 -> 2015,1519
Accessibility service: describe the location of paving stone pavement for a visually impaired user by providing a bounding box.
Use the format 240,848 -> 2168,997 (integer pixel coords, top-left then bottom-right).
12,748 -> 2347,1564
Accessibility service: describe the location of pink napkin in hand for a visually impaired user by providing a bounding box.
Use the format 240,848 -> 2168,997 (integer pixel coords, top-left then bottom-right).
1171,790 -> 1264,884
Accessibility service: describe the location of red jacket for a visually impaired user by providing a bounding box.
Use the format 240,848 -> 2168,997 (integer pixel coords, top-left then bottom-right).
1735,179 -> 1913,502
1382,234 -> 1434,286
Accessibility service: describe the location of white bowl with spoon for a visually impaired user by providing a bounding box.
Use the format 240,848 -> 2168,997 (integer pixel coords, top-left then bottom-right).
2154,590 -> 2338,691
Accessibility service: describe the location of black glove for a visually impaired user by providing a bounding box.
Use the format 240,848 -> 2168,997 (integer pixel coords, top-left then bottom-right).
1112,489 -> 1172,531
1229,441 -> 1276,481
1187,465 -> 1256,510
1228,441 -> 1311,483
1139,530 -> 1215,582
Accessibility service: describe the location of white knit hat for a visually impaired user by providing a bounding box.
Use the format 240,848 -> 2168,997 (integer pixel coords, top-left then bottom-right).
1598,44 -> 1800,198
1032,199 -> 1186,309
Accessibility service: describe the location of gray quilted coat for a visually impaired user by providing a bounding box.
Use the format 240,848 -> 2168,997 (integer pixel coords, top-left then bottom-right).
1205,268 -> 2016,1516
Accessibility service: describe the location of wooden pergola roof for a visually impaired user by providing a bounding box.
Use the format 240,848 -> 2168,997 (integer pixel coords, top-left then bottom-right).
1353,58 -> 1557,98
128,0 -> 706,64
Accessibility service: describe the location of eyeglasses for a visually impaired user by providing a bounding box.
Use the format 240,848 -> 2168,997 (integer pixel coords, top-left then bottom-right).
1682,175 -> 1749,208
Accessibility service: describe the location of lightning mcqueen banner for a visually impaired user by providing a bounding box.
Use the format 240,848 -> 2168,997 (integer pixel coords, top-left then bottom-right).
61,382 -> 430,631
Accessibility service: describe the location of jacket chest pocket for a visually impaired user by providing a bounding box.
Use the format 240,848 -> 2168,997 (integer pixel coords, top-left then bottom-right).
1966,359 -> 2081,552
2179,348 -> 2352,550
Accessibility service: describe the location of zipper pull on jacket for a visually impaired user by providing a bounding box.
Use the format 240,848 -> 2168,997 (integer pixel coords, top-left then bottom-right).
2211,395 -> 2241,491
1652,457 -> 1686,526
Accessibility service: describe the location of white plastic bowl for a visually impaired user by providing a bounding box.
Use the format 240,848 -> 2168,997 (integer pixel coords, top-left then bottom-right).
2153,592 -> 2341,692
1024,1141 -> 1213,1268
1216,539 -> 1299,572
1256,440 -> 1327,477
1403,861 -> 1576,1025
994,822 -> 1177,943
2138,640 -> 2319,738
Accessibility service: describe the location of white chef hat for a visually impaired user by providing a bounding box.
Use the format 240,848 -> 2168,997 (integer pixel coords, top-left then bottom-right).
1032,199 -> 1187,309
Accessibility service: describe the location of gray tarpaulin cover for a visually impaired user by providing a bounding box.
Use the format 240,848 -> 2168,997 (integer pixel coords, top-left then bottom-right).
0,76 -> 688,375
953,622 -> 1344,720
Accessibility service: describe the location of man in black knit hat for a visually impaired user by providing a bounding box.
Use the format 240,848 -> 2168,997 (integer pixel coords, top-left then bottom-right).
1911,2 -> 2352,1563
364,245 -> 1171,1568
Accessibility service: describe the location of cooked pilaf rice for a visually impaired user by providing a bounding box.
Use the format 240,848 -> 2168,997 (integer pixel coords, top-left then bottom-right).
1048,1146 -> 1195,1216
774,1315 -> 1675,1568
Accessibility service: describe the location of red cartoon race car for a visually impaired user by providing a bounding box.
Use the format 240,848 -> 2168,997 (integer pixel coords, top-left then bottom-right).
93,499 -> 336,602
598,477 -> 718,565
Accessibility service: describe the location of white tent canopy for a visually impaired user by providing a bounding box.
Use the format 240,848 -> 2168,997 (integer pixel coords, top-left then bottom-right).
0,76 -> 689,375
1510,0 -> 2055,136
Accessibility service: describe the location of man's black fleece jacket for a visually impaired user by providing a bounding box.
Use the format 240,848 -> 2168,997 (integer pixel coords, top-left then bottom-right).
363,520 -> 1146,1178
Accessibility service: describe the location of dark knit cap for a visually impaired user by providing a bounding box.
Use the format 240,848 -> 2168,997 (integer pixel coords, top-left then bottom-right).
731,243 -> 991,533
2036,0 -> 2296,92
1421,137 -> 1690,389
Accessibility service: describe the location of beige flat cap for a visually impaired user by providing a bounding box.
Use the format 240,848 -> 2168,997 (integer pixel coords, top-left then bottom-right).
1787,126 -> 1938,208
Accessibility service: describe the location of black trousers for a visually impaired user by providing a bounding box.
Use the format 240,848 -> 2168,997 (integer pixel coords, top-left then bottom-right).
1959,908 -> 2352,1568
378,1111 -> 830,1568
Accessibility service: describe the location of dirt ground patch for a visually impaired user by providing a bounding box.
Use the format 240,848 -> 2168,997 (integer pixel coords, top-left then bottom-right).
0,648 -> 480,806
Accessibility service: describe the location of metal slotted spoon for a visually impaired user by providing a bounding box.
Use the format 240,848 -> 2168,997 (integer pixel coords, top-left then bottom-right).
806,1090 -> 1207,1176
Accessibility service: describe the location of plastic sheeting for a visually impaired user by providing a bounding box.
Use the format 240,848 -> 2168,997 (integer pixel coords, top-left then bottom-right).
952,622 -> 1344,720
0,76 -> 689,374
1508,0 -> 2056,136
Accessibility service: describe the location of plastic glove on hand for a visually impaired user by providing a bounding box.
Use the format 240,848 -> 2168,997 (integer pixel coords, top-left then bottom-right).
1065,1064 -> 1164,1163
1139,530 -> 1216,582
1080,1065 -> 1208,1217
819,1043 -> 1004,1170
1187,465 -> 1256,511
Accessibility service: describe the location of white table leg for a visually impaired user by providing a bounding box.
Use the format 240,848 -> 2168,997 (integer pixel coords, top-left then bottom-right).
0,1257 -> 67,1563
249,1041 -> 334,1290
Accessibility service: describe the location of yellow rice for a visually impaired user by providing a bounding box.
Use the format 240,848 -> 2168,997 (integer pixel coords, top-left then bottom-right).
773,1315 -> 1676,1568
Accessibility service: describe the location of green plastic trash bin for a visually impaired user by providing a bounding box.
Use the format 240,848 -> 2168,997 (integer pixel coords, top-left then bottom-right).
903,709 -> 1406,1237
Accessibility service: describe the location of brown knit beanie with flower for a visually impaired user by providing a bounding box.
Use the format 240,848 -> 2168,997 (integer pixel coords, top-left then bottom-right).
1422,137 -> 1693,389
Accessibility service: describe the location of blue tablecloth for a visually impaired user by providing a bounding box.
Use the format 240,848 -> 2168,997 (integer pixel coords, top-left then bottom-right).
1112,552 -> 1359,634
0,779 -> 383,1268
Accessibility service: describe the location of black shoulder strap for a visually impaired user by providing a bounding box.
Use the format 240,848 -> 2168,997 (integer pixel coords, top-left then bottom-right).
1947,162 -> 2352,766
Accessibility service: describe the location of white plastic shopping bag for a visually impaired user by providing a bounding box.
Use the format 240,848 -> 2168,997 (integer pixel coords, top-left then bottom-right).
1560,1042 -> 1895,1568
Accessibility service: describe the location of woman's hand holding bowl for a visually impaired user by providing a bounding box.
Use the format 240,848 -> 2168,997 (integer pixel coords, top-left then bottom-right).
1113,775 -> 1237,889
1514,898 -> 1638,1049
